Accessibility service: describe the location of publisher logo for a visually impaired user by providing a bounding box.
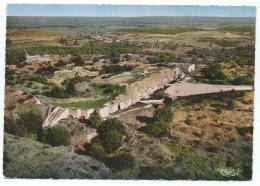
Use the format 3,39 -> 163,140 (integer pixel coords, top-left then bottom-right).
217,167 -> 242,177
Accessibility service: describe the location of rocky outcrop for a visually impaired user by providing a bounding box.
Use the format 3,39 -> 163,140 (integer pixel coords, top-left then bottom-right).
3,133 -> 111,179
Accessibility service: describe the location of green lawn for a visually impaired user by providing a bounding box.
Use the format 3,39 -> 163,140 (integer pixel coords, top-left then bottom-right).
58,99 -> 108,109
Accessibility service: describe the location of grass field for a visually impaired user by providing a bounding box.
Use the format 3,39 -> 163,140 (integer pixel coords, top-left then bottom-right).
58,99 -> 108,109
218,26 -> 255,33
198,37 -> 237,47
118,28 -> 203,35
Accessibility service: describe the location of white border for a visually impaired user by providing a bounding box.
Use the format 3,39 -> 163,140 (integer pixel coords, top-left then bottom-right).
0,1 -> 259,186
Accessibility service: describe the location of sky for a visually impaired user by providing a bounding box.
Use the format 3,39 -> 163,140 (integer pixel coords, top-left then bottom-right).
7,4 -> 256,17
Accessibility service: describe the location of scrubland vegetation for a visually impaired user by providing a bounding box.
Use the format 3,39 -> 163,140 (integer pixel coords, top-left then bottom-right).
4,104 -> 70,147
6,42 -> 139,65
199,37 -> 237,47
218,26 -> 255,33
119,27 -> 203,35
147,52 -> 176,64
4,19 -> 255,180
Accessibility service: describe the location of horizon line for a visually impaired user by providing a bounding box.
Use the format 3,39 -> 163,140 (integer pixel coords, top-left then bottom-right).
7,15 -> 256,18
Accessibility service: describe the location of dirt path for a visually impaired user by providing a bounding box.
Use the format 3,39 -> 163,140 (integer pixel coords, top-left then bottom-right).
165,82 -> 253,98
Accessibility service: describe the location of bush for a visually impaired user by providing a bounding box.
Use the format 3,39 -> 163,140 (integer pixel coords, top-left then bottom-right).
4,117 -> 27,137
36,65 -> 55,76
98,118 -> 124,135
227,99 -> 236,110
65,80 -> 76,95
95,83 -> 126,99
163,97 -> 173,107
202,64 -> 227,80
85,138 -> 107,160
154,106 -> 174,123
97,119 -> 124,153
100,65 -> 133,75
42,127 -> 70,146
89,111 -> 102,128
71,53 -> 84,66
105,152 -> 136,171
232,76 -> 251,85
138,166 -> 168,179
15,104 -> 43,139
101,130 -> 122,153
6,48 -> 26,65
148,52 -> 176,64
145,120 -> 168,138
15,73 -> 47,84
45,86 -> 70,98
109,51 -> 120,64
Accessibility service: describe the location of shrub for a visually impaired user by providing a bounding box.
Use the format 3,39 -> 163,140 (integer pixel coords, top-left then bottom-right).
148,52 -> 176,64
154,106 -> 174,123
65,80 -> 76,95
95,83 -> 126,99
97,119 -> 124,153
45,86 -> 70,98
227,99 -> 236,110
6,48 -> 26,65
202,64 -> 227,80
105,152 -> 136,171
97,118 -> 124,135
4,117 -> 27,137
89,111 -> 102,128
15,104 -> 43,139
85,138 -> 107,160
232,76 -> 251,85
42,127 -> 70,146
109,51 -> 120,64
36,65 -> 56,76
163,97 -> 173,107
138,166 -> 168,179
145,120 -> 168,138
100,65 -> 133,75
100,129 -> 122,153
72,53 -> 84,66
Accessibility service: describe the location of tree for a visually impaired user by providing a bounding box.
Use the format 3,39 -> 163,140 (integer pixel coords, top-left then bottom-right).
89,111 -> 102,128
42,127 -> 70,146
97,118 -> 124,153
101,129 -> 122,153
97,118 -> 124,135
15,104 -> 43,140
65,80 -> 76,95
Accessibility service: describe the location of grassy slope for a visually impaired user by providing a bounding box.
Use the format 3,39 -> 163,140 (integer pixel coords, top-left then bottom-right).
58,98 -> 108,109
4,133 -> 111,179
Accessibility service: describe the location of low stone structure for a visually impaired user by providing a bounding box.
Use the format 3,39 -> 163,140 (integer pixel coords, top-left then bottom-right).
43,67 -> 181,127
26,54 -> 51,63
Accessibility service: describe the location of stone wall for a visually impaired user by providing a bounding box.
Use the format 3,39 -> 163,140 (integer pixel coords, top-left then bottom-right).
43,67 -> 180,127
